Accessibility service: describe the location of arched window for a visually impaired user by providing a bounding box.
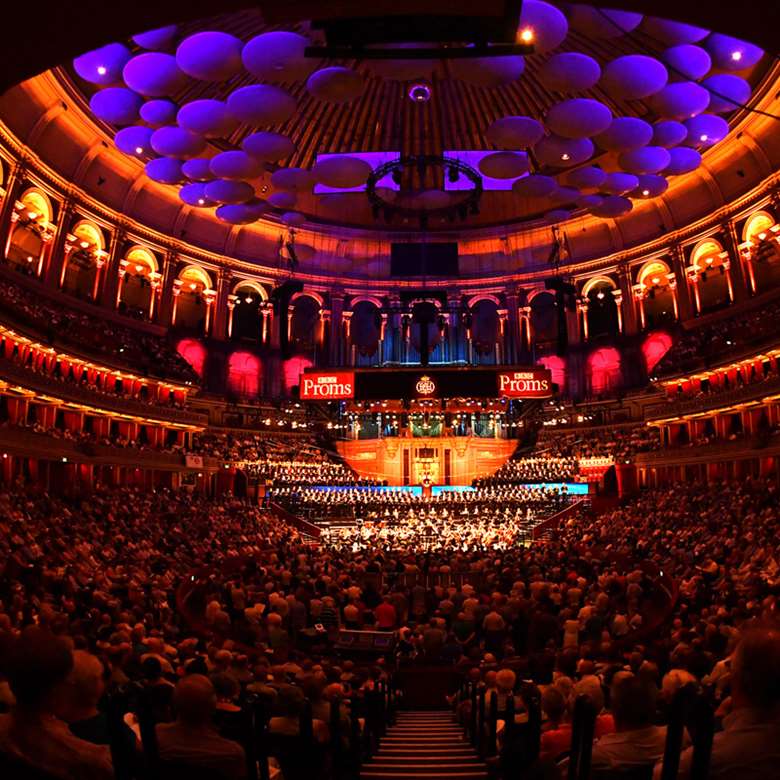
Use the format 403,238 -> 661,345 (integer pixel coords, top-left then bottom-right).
637,260 -> 676,329
62,221 -> 105,300
174,265 -> 213,333
231,283 -> 265,342
351,300 -> 381,364
289,294 -> 321,352
586,347 -> 622,396
120,246 -> 159,317
176,338 -> 207,377
582,277 -> 618,339
471,299 -> 499,362
227,351 -> 262,398
743,210 -> 780,290
690,239 -> 729,312
529,291 -> 558,347
6,189 -> 54,275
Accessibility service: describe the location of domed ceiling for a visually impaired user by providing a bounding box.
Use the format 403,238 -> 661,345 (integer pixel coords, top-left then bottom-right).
57,2 -> 770,233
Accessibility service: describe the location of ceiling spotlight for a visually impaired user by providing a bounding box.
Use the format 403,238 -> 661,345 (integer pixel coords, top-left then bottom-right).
245,296 -> 253,304
560,153 -> 570,161
731,50 -> 743,62
700,134 -> 709,142
135,146 -> 144,155
596,290 -> 605,299
408,81 -> 432,103
642,189 -> 650,196
197,198 -> 205,205
519,27 -> 534,44
97,65 -> 107,75
189,282 -> 197,290
135,264 -> 144,272
651,276 -> 660,285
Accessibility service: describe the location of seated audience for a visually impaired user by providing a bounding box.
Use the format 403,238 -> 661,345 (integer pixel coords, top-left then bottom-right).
155,675 -> 246,779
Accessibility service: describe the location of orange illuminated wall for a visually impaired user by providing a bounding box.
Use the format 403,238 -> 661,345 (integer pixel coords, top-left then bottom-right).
337,436 -> 516,486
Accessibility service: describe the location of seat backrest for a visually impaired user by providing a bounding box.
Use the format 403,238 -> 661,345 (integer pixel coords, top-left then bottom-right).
590,765 -> 654,780
158,759 -> 231,780
0,752 -> 64,780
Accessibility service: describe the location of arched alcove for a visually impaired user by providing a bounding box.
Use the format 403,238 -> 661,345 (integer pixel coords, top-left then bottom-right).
232,282 -> 265,342
690,239 -> 729,312
289,294 -> 321,352
62,220 -> 105,299
351,300 -> 381,365
119,246 -> 158,317
174,265 -> 213,332
582,277 -> 619,339
637,260 -> 676,329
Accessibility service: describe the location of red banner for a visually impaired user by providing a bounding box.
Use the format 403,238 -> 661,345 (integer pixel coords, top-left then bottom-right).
497,368 -> 553,398
300,371 -> 355,400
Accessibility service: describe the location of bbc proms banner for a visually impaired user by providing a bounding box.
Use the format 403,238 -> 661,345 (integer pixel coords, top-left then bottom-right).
300,367 -> 553,400
496,368 -> 553,398
299,371 -> 356,399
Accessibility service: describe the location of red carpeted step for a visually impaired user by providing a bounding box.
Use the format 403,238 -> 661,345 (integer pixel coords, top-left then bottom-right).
360,709 -> 487,780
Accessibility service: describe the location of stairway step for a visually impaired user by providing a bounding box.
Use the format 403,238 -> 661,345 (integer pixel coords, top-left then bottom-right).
361,773 -> 487,779
364,764 -> 484,771
377,748 -> 474,754
388,729 -> 463,735
366,750 -> 481,766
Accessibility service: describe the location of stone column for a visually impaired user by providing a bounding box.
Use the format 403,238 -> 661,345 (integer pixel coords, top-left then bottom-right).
504,290 -> 520,365
497,308 -> 509,365
210,268 -> 231,341
446,294 -> 463,363
100,227 -> 127,308
0,161 -> 27,255
721,219 -> 750,302
155,251 -> 178,325
43,197 -> 74,286
612,289 -> 624,333
669,244 -> 694,322
329,291 -> 344,365
577,298 -> 589,342
342,311 -> 353,366
618,264 -> 638,334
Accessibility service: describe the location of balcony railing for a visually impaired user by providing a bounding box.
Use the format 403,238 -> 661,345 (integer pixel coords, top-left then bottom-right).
0,356 -> 207,426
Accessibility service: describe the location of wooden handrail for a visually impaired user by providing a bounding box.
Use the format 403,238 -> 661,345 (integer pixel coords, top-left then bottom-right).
531,499 -> 587,541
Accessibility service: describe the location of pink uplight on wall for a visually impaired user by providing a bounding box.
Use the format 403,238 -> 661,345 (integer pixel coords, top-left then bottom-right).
587,347 -> 622,394
176,338 -> 206,377
642,331 -> 673,373
283,355 -> 313,392
227,351 -> 262,398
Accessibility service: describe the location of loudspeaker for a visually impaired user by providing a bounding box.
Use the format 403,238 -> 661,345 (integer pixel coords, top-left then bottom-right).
270,280 -> 305,358
269,279 -> 304,307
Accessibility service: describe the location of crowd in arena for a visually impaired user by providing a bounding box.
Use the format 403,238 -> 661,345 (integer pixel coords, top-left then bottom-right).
653,297 -> 780,377
0,475 -> 778,777
192,431 -> 378,485
474,456 -> 578,486
0,277 -> 198,383
538,424 -> 662,461
271,484 -> 571,524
